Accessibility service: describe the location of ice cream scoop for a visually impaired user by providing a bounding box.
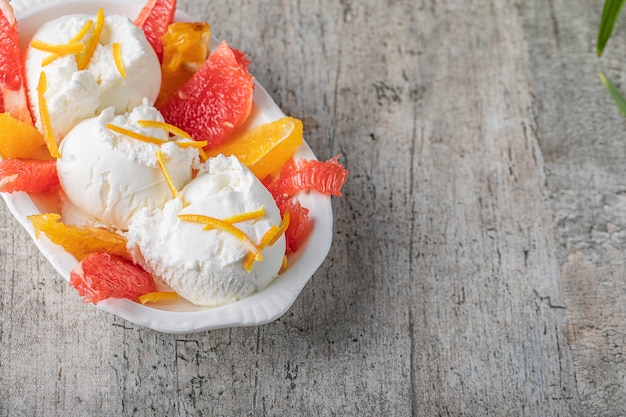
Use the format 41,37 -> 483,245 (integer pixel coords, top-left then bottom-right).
56,100 -> 198,231
126,155 -> 286,306
25,13 -> 161,141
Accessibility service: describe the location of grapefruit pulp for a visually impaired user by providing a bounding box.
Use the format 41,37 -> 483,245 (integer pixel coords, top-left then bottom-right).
161,41 -> 254,148
134,0 -> 177,61
0,0 -> 32,124
0,158 -> 58,193
70,252 -> 157,304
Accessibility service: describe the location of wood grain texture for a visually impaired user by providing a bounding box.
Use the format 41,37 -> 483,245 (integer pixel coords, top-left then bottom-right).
521,0 -> 626,415
1,0 -> 625,415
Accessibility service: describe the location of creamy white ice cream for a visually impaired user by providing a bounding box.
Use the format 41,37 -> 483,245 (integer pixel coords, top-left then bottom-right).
126,155 -> 286,306
56,101 -> 198,231
26,13 -> 161,141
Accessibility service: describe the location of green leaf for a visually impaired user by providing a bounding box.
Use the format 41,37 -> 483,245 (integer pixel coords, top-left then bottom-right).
598,0 -> 626,56
600,72 -> 626,116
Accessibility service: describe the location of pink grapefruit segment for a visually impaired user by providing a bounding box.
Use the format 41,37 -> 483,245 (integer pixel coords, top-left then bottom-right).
0,0 -> 33,124
69,252 -> 157,305
264,155 -> 348,253
0,158 -> 58,193
161,41 -> 254,148
134,0 -> 177,61
265,155 -> 348,199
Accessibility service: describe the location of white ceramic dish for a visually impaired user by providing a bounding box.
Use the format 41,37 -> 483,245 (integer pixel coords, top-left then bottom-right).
1,0 -> 333,333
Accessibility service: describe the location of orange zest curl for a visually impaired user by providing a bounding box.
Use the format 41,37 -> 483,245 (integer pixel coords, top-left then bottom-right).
77,7 -> 105,70
178,214 -> 263,261
36,72 -> 61,158
222,206 -> 265,224
137,119 -> 193,139
173,140 -> 208,149
31,40 -> 85,54
137,120 -> 208,149
155,150 -> 180,199
243,213 -> 290,272
105,123 -> 167,145
41,19 -> 93,66
112,42 -> 126,79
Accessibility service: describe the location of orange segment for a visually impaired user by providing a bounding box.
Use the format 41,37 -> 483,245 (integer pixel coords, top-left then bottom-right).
155,149 -> 180,199
76,7 -> 104,71
28,213 -> 130,261
206,117 -> 303,179
156,22 -> 211,108
112,42 -> 126,79
138,291 -> 178,304
37,72 -> 61,158
0,112 -> 46,158
178,213 -> 263,261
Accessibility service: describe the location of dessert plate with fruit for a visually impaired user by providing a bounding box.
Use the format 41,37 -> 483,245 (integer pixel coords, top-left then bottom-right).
0,0 -> 347,333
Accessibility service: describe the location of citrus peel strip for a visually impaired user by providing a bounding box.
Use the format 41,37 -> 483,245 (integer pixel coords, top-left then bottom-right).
36,72 -> 60,158
155,149 -> 180,199
137,119 -> 193,139
222,206 -> 265,224
77,7 -> 104,70
112,42 -> 126,79
105,123 -> 167,145
243,213 -> 290,272
41,19 -> 93,66
178,214 -> 263,261
31,40 -> 85,54
243,225 -> 278,272
136,120 -> 208,149
175,140 -> 208,149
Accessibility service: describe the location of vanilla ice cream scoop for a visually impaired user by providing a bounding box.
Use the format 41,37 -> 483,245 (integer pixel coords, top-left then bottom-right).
126,155 -> 286,306
56,101 -> 198,231
26,13 -> 161,141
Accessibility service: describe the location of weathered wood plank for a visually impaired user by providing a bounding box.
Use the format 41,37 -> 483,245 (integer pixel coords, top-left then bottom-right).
1,0 -> 619,415
521,0 -> 626,415
404,1 -> 579,415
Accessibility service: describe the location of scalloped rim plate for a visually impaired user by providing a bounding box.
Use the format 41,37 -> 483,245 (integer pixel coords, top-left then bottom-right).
2,0 -> 333,334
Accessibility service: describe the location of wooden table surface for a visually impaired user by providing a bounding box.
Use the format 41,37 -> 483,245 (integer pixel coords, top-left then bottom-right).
3,0 -> 626,415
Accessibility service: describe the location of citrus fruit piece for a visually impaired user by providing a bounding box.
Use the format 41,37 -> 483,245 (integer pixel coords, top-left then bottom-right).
156,21 -> 211,108
263,155 -> 347,253
278,199 -> 311,254
265,155 -> 348,199
0,0 -> 32,125
206,117 -> 303,179
139,291 -> 178,304
161,41 -> 254,148
28,213 -> 130,261
70,252 -> 157,304
0,158 -> 58,193
134,0 -> 177,61
0,112 -> 46,159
